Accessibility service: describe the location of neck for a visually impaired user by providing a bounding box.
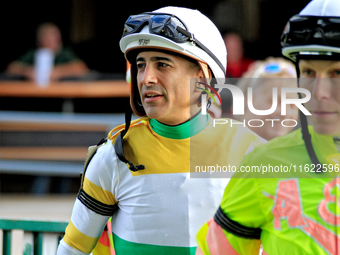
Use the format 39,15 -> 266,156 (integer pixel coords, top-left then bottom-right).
156,108 -> 201,126
150,111 -> 208,139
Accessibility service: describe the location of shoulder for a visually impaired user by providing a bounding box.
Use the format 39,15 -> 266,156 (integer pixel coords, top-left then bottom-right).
207,117 -> 252,134
207,117 -> 266,143
109,117 -> 151,143
84,136 -> 130,192
259,128 -> 304,153
240,128 -> 305,168
17,49 -> 36,64
55,48 -> 80,63
86,140 -> 118,173
58,47 -> 78,56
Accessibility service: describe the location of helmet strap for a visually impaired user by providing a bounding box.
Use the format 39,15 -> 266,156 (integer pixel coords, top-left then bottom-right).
114,104 -> 145,172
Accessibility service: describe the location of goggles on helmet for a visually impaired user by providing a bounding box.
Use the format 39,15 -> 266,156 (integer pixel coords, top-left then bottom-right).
122,12 -> 225,75
265,63 -> 295,76
264,63 -> 282,73
281,15 -> 340,48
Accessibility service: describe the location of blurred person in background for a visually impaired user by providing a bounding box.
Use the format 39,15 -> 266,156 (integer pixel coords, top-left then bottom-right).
6,22 -> 89,81
233,57 -> 299,140
224,32 -> 254,78
219,32 -> 255,118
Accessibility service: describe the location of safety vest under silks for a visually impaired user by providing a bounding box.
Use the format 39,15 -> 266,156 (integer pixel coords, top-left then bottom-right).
58,113 -> 264,255
196,126 -> 340,255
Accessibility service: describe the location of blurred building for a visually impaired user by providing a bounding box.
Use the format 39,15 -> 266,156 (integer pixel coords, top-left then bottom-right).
2,0 -> 310,76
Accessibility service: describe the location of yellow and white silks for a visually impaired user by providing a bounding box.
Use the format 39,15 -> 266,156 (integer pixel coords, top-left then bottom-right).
57,114 -> 265,255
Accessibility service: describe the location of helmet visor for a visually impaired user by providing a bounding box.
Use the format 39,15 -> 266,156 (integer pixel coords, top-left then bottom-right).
281,15 -> 340,48
123,13 -> 190,43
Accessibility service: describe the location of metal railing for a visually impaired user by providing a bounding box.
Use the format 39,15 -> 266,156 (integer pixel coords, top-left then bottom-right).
0,219 -> 67,255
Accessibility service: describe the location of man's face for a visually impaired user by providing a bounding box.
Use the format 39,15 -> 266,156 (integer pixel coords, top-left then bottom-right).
136,51 -> 203,125
299,60 -> 340,136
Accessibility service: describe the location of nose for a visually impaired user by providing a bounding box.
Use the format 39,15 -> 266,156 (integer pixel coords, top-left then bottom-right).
312,76 -> 332,101
139,64 -> 158,86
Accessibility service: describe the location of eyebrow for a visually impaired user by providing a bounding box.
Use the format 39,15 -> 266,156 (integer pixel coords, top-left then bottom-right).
136,56 -> 174,63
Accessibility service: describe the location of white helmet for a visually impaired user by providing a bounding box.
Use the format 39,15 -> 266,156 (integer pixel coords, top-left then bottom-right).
281,0 -> 340,61
119,6 -> 227,116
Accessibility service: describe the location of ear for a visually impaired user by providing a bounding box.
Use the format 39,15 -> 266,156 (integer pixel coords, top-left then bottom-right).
197,61 -> 212,79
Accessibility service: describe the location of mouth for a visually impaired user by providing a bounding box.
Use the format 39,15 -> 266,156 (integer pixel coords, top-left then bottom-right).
145,94 -> 161,98
143,91 -> 163,102
311,111 -> 337,119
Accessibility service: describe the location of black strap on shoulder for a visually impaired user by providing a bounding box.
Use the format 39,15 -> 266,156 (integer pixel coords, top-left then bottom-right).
77,188 -> 118,216
214,206 -> 262,239
114,105 -> 145,172
78,137 -> 118,216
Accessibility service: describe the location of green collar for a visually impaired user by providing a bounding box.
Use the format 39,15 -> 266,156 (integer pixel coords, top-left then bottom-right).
150,113 -> 209,139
